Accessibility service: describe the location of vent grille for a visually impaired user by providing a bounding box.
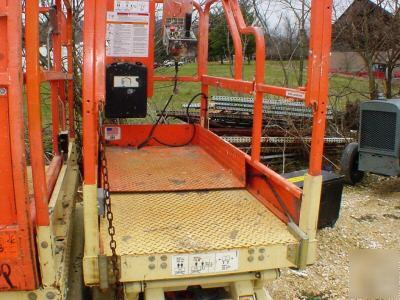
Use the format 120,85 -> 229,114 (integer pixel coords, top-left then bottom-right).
360,110 -> 397,152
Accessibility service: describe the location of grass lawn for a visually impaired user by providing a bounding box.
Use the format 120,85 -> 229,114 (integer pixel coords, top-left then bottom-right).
36,60 -> 382,151
151,61 -> 373,111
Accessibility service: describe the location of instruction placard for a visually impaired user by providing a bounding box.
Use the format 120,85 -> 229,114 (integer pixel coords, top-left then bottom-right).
106,23 -> 149,57
172,250 -> 239,276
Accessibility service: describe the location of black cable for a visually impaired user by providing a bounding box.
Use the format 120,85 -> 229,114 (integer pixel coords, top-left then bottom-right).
173,61 -> 179,94
137,62 -> 180,149
153,92 -> 207,147
137,94 -> 175,149
138,59 -> 208,148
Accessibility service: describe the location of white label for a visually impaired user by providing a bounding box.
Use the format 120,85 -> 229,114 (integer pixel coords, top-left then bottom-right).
107,11 -> 149,23
189,253 -> 215,275
172,251 -> 239,276
105,127 -> 121,141
215,251 -> 239,272
115,0 -> 149,14
286,90 -> 306,100
106,23 -> 149,57
114,76 -> 139,88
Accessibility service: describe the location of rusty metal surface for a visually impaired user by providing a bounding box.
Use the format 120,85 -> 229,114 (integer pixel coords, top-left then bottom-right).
100,189 -> 297,256
106,146 -> 244,192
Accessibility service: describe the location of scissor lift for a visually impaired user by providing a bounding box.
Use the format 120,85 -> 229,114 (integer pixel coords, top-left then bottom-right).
82,0 -> 333,299
0,0 -> 333,299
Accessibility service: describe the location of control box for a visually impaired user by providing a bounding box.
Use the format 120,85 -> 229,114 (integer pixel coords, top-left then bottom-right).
105,62 -> 147,118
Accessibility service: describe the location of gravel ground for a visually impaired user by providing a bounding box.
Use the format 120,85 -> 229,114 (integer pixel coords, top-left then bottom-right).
266,175 -> 400,299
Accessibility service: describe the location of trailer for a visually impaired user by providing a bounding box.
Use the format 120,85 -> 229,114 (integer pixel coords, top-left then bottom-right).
0,0 -> 334,299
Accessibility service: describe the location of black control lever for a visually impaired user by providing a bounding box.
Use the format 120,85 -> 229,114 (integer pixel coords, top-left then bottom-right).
185,13 -> 192,38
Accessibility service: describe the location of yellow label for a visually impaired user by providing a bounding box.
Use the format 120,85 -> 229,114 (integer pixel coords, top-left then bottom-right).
288,175 -> 305,183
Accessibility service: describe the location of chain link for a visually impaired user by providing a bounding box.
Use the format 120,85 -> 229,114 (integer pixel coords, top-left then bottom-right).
98,103 -> 124,300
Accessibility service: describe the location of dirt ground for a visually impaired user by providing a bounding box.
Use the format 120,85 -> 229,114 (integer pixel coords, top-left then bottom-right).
265,175 -> 400,299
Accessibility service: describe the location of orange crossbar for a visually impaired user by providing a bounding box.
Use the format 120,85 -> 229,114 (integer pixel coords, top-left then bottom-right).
256,84 -> 306,100
154,75 -> 199,82
41,71 -> 72,82
202,75 -> 254,94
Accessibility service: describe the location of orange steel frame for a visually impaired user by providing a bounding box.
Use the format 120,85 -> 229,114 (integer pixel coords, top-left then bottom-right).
0,0 -> 74,292
83,0 -> 332,188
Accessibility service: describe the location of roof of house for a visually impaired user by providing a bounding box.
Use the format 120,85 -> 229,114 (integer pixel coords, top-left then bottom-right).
332,0 -> 396,52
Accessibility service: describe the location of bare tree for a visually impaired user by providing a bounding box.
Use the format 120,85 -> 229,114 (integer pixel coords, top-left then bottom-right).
252,0 -> 310,87
278,0 -> 310,86
333,0 -> 400,99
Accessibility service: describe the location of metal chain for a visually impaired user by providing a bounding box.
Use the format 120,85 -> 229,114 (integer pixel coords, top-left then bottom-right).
98,103 -> 124,300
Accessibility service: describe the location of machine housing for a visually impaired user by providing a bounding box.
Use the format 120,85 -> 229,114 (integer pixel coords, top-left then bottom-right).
358,99 -> 400,176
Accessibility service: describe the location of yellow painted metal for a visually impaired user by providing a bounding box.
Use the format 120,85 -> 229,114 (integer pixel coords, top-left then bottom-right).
119,244 -> 294,282
299,174 -> 323,264
0,288 -> 61,300
83,184 -> 100,285
98,189 -> 298,282
36,226 -> 56,287
124,270 -> 279,300
100,190 -> 297,256
230,280 -> 255,299
36,164 -> 68,287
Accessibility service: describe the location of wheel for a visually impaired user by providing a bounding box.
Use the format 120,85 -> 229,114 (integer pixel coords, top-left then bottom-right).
340,142 -> 364,185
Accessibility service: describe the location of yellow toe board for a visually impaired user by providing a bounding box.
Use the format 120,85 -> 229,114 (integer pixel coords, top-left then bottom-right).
100,189 -> 297,256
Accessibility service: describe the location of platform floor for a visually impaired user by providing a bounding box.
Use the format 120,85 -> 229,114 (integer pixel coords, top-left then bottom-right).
106,146 -> 244,192
100,189 -> 297,256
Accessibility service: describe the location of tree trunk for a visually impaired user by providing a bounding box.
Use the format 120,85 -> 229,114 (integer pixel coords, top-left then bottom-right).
298,0 -> 306,86
385,66 -> 393,99
220,55 -> 224,64
298,28 -> 306,86
363,56 -> 378,99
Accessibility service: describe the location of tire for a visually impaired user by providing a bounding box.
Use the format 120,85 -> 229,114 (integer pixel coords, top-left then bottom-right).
340,142 -> 364,185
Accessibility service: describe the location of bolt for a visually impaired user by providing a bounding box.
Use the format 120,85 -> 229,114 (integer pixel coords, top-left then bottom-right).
258,255 -> 265,261
148,255 -> 155,262
247,256 -> 254,262
160,262 -> 167,269
0,88 -> 7,96
258,248 -> 265,253
28,292 -> 37,300
161,255 -> 168,261
148,263 -> 155,270
46,291 -> 56,299
248,248 -> 255,254
41,241 -> 49,248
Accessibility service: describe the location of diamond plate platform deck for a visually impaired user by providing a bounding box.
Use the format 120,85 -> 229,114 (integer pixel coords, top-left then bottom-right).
100,189 -> 297,256
106,146 -> 245,192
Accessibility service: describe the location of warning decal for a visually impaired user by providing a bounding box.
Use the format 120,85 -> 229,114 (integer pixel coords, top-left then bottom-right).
285,90 -> 306,100
172,250 -> 239,276
115,0 -> 149,14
